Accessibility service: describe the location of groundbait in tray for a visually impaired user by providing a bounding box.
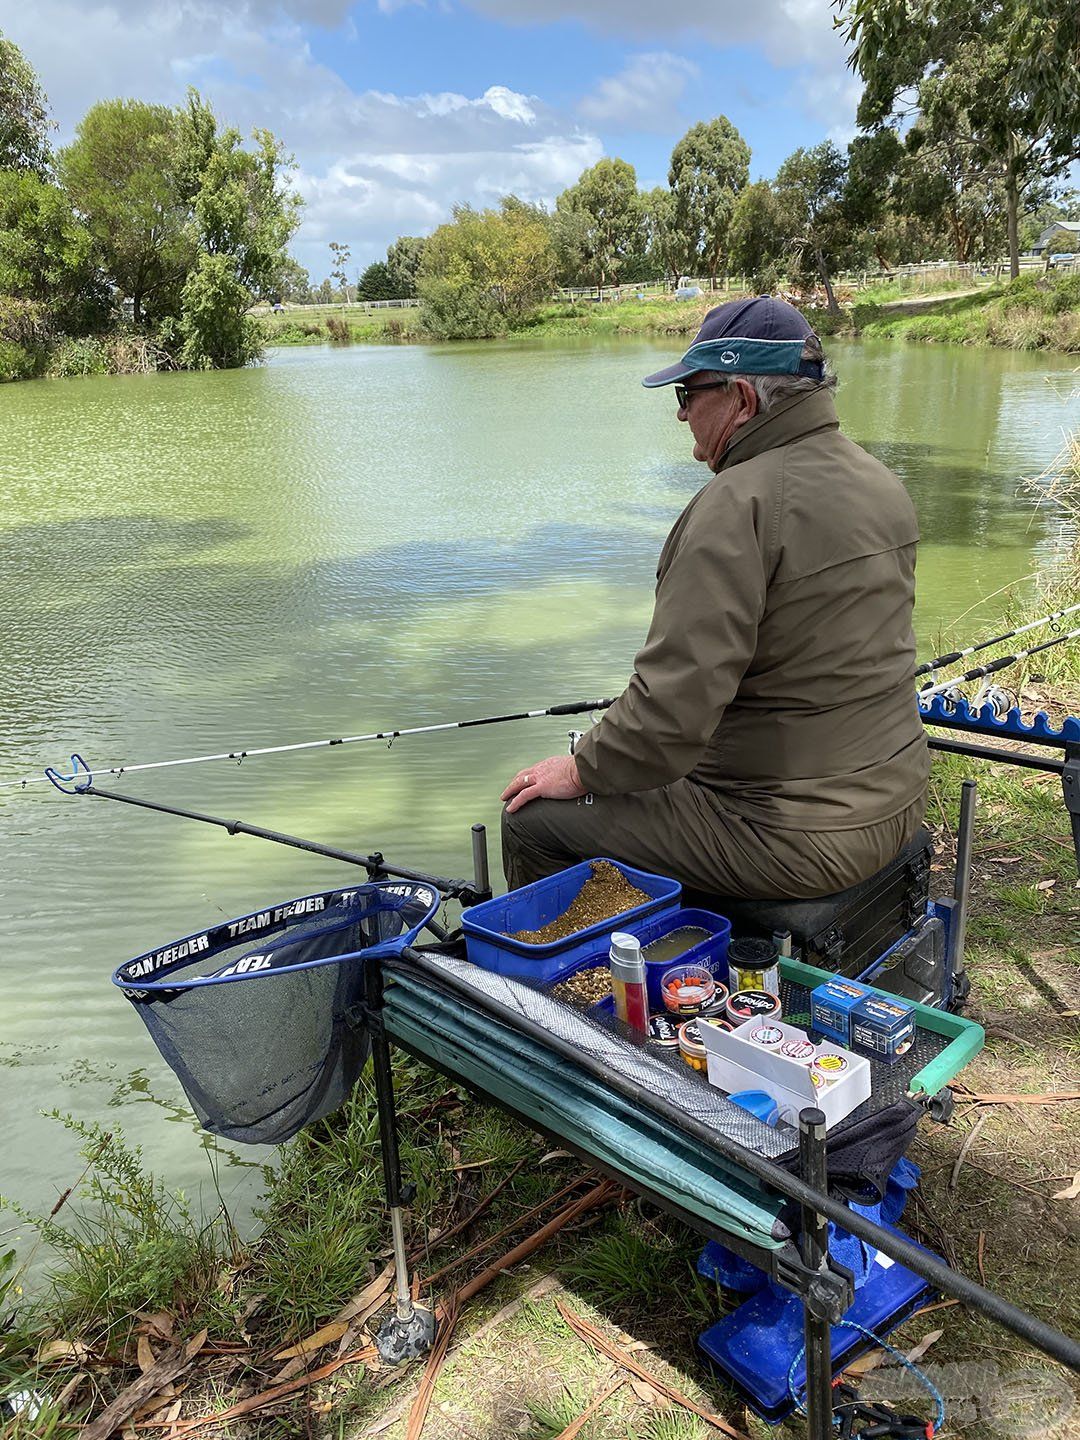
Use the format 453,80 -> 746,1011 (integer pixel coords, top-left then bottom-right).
113,881 -> 439,1145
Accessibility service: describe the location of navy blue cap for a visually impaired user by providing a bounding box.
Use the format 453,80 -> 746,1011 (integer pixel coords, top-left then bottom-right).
642,295 -> 823,387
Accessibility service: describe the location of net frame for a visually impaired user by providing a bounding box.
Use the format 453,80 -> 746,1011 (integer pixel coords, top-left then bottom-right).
111,880 -> 441,1144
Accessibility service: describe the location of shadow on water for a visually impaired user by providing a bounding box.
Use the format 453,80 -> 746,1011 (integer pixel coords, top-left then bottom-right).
0,514 -> 253,573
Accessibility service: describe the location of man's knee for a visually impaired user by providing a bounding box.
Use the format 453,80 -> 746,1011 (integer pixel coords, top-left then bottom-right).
501,800 -> 578,890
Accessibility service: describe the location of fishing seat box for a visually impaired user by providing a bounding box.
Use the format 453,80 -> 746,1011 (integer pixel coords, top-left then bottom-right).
684,829 -> 942,1004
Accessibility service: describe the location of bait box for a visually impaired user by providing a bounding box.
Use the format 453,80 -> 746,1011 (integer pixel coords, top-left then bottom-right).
810,977 -> 871,1048
462,859 -> 680,983
850,994 -> 916,1065
700,1017 -> 871,1131
552,908 -> 731,1016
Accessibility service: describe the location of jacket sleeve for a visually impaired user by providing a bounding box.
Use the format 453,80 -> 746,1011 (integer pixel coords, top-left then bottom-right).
573,482 -> 771,794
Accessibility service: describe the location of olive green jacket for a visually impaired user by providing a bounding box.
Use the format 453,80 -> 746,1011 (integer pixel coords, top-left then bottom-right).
572,388 -> 930,830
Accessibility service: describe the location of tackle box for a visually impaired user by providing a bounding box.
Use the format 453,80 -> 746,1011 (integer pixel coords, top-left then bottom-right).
461,859 -> 680,982
685,829 -> 937,997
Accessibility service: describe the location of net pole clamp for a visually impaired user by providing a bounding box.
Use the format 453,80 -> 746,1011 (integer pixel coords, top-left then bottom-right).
772,1244 -> 854,1321
44,754 -> 94,794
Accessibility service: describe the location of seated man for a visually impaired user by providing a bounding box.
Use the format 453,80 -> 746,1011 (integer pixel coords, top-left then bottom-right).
501,296 -> 929,899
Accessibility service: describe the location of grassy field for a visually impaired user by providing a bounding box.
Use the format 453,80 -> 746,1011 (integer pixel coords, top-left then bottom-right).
853,273 -> 1080,351
4,446 -> 1079,1438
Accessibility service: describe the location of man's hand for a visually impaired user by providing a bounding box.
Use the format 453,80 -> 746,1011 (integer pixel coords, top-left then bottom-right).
501,754 -> 587,814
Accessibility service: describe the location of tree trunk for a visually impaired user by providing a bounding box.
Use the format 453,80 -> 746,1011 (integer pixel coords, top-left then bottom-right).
1005,131 -> 1020,281
1005,179 -> 1020,281
816,250 -> 840,317
133,292 -> 143,326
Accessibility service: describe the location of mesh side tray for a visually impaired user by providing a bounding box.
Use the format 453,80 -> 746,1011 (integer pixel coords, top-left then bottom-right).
409,954 -> 800,1160
113,881 -> 439,1145
405,955 -> 964,1164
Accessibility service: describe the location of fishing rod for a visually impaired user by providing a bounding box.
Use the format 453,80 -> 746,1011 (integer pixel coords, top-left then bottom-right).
2,698 -> 617,791
914,600 -> 1080,678
917,624 -> 1080,699
43,756 -> 490,908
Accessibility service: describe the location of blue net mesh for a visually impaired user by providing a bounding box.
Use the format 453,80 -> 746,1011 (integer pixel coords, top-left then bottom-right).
113,881 -> 439,1144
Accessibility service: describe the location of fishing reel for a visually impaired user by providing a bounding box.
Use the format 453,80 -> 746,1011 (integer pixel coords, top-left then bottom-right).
971,683 -> 1016,719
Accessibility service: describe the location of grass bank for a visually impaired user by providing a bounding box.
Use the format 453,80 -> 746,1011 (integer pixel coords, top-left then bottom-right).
852,272 -> 1080,351
261,273 -> 1080,356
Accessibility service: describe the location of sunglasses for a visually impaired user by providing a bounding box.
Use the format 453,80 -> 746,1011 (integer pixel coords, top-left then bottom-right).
675,378 -> 730,410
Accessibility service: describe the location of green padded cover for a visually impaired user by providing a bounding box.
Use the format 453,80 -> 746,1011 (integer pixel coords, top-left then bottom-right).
385,974 -> 789,1251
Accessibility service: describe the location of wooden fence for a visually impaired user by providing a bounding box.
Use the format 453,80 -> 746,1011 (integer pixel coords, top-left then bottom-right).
255,255 -> 1074,317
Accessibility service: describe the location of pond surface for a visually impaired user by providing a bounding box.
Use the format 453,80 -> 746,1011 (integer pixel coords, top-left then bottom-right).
1,335 -> 1075,1262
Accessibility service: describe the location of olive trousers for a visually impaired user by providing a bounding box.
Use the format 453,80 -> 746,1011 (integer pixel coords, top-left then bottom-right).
501,778 -> 926,900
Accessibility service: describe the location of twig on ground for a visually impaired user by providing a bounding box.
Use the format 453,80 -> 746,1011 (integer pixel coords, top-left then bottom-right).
551,1375 -> 626,1439
452,1182 -> 617,1308
360,1277 -> 562,1438
139,1345 -> 376,1434
402,1186 -> 615,1439
950,1112 -> 990,1191
950,1087 -> 1080,1106
422,1173 -> 600,1286
84,1330 -> 207,1440
409,1158 -> 528,1266
404,1295 -> 460,1440
555,1299 -> 750,1440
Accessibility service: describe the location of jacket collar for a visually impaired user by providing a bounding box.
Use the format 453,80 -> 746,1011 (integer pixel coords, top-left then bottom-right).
717,387 -> 839,471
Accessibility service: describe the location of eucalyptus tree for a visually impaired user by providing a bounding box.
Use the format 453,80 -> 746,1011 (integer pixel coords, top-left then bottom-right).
174,91 -> 301,367
773,143 -> 851,315
0,31 -> 52,175
59,99 -> 191,326
668,117 -> 751,283
386,235 -> 426,298
555,158 -> 642,286
726,181 -> 787,293
836,0 -> 1080,277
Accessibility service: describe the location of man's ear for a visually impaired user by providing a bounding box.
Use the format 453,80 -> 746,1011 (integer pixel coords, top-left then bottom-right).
734,377 -> 759,420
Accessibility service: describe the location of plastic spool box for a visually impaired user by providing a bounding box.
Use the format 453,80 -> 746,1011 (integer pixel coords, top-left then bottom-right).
699,1017 -> 871,1130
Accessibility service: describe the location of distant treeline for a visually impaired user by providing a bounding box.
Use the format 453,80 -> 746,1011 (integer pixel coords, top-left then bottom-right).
0,33 -> 299,381
2,0 -> 1077,371
286,0 -> 1079,341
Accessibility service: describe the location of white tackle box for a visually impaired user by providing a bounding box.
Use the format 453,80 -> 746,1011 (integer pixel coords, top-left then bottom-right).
699,1016 -> 871,1131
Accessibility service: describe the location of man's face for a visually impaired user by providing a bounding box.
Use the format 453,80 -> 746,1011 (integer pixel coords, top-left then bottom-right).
677,376 -> 758,471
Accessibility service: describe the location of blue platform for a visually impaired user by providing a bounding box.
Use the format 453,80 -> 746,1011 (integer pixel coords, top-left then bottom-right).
697,1223 -> 938,1424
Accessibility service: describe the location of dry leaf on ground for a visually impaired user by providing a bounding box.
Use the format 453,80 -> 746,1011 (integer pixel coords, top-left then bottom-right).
272,1321 -> 350,1361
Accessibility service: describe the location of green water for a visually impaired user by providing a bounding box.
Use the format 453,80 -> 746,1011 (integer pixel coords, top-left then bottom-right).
1,335 -> 1075,1248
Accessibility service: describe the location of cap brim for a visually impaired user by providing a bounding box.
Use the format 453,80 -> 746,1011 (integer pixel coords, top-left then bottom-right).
641,361 -> 697,389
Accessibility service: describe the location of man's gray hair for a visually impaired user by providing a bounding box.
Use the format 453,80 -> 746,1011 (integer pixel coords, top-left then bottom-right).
700,334 -> 836,412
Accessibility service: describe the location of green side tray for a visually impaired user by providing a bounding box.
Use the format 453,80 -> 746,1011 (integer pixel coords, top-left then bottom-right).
779,956 -> 984,1097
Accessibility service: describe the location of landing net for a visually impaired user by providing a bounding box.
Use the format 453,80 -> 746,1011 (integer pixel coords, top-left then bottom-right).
113,881 -> 439,1144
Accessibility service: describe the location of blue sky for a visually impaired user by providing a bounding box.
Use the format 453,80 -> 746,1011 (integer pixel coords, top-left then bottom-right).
3,0 -> 860,277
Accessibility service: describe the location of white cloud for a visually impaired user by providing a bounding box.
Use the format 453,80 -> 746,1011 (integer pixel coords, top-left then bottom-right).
1,0 -> 599,276
579,52 -> 698,130
462,0 -> 848,69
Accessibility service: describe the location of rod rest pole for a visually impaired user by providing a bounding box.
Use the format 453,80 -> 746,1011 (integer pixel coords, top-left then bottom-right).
80,785 -> 480,899
799,1108 -> 836,1440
